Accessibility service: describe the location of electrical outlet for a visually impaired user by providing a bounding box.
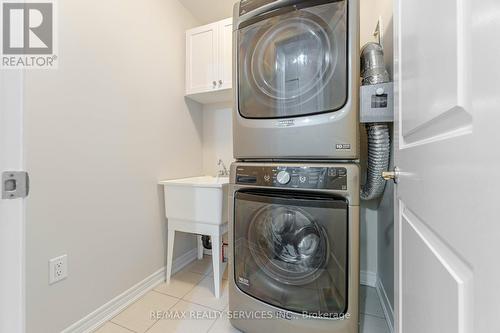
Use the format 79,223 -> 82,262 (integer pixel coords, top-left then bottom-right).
49,255 -> 68,285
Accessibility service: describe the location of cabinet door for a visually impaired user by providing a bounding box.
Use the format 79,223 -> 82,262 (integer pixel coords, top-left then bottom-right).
186,23 -> 218,95
218,18 -> 233,91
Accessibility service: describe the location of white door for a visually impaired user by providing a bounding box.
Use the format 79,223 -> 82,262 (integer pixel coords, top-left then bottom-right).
394,0 -> 500,332
218,18 -> 233,91
185,22 -> 219,95
0,71 -> 25,333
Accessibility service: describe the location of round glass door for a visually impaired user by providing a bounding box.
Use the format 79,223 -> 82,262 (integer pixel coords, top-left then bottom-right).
248,205 -> 329,285
237,1 -> 347,119
250,15 -> 336,103
234,190 -> 349,317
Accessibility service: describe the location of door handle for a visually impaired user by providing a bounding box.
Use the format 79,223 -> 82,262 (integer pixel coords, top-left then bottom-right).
382,167 -> 400,184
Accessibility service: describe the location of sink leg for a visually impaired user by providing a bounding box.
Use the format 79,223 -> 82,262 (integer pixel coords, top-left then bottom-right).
197,235 -> 204,260
211,233 -> 222,299
166,229 -> 175,284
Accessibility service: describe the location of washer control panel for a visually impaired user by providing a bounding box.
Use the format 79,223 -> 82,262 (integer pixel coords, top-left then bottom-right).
235,166 -> 348,190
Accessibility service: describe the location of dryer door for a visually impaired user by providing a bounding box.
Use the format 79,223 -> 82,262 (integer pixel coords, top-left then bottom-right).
237,0 -> 347,119
234,190 -> 348,317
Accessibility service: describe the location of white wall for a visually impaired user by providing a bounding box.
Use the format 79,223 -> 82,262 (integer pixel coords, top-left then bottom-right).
23,1 -> 203,332
360,0 -> 394,77
179,0 -> 236,25
202,103 -> 234,176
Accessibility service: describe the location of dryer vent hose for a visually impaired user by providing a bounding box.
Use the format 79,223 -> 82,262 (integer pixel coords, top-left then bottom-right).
360,43 -> 391,201
361,124 -> 391,201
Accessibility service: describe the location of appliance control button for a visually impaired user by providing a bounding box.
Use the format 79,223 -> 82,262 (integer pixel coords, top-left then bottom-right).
299,175 -> 307,183
263,174 -> 271,182
276,171 -> 291,185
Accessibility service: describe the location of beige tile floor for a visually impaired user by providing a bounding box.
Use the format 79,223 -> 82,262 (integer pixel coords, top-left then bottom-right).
95,256 -> 390,333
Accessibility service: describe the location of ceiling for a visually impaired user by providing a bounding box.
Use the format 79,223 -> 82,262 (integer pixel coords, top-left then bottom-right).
179,0 -> 238,24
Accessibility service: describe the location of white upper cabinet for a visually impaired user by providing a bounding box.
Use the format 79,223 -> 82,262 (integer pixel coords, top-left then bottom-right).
186,18 -> 233,104
218,18 -> 233,92
186,22 -> 219,94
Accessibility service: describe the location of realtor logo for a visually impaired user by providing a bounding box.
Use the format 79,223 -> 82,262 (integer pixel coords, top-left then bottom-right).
1,0 -> 57,68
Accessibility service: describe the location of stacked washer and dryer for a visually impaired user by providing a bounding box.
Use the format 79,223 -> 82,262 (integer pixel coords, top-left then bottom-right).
229,0 -> 361,332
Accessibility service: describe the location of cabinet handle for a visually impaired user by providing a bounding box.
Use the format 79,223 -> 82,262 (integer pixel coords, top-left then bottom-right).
219,80 -> 223,86
212,81 -> 217,88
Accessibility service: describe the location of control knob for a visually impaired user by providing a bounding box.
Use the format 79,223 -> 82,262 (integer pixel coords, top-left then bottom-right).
276,171 -> 291,185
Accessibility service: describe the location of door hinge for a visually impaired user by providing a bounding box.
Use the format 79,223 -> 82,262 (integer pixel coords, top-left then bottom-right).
2,171 -> 29,199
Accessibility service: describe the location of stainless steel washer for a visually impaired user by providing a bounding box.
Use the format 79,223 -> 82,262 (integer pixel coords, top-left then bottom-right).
229,162 -> 360,333
233,0 -> 360,160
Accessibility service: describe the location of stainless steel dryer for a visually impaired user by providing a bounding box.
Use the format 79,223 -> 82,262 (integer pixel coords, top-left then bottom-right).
229,162 -> 360,333
233,0 -> 359,160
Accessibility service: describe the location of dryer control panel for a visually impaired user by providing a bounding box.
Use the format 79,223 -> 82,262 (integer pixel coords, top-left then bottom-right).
235,166 -> 348,190
239,0 -> 272,15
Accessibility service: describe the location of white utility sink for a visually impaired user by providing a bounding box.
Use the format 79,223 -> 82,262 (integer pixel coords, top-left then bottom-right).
159,176 -> 229,225
159,175 -> 230,298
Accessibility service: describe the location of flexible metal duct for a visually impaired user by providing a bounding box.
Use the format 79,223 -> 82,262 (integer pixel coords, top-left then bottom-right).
360,43 -> 391,201
361,43 -> 390,85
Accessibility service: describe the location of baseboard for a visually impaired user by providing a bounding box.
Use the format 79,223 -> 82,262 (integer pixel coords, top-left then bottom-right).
62,248 -> 198,333
376,277 -> 395,333
360,270 -> 377,287
171,247 -> 199,275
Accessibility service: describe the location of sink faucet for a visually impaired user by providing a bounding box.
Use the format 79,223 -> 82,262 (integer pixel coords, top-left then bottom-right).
217,159 -> 229,177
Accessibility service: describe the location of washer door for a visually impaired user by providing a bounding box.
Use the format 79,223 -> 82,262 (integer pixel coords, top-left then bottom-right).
248,205 -> 329,286
234,190 -> 349,317
237,0 -> 347,119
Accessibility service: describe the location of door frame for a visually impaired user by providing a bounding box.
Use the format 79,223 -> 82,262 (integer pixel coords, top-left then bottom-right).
393,0 -> 401,331
0,69 -> 26,333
